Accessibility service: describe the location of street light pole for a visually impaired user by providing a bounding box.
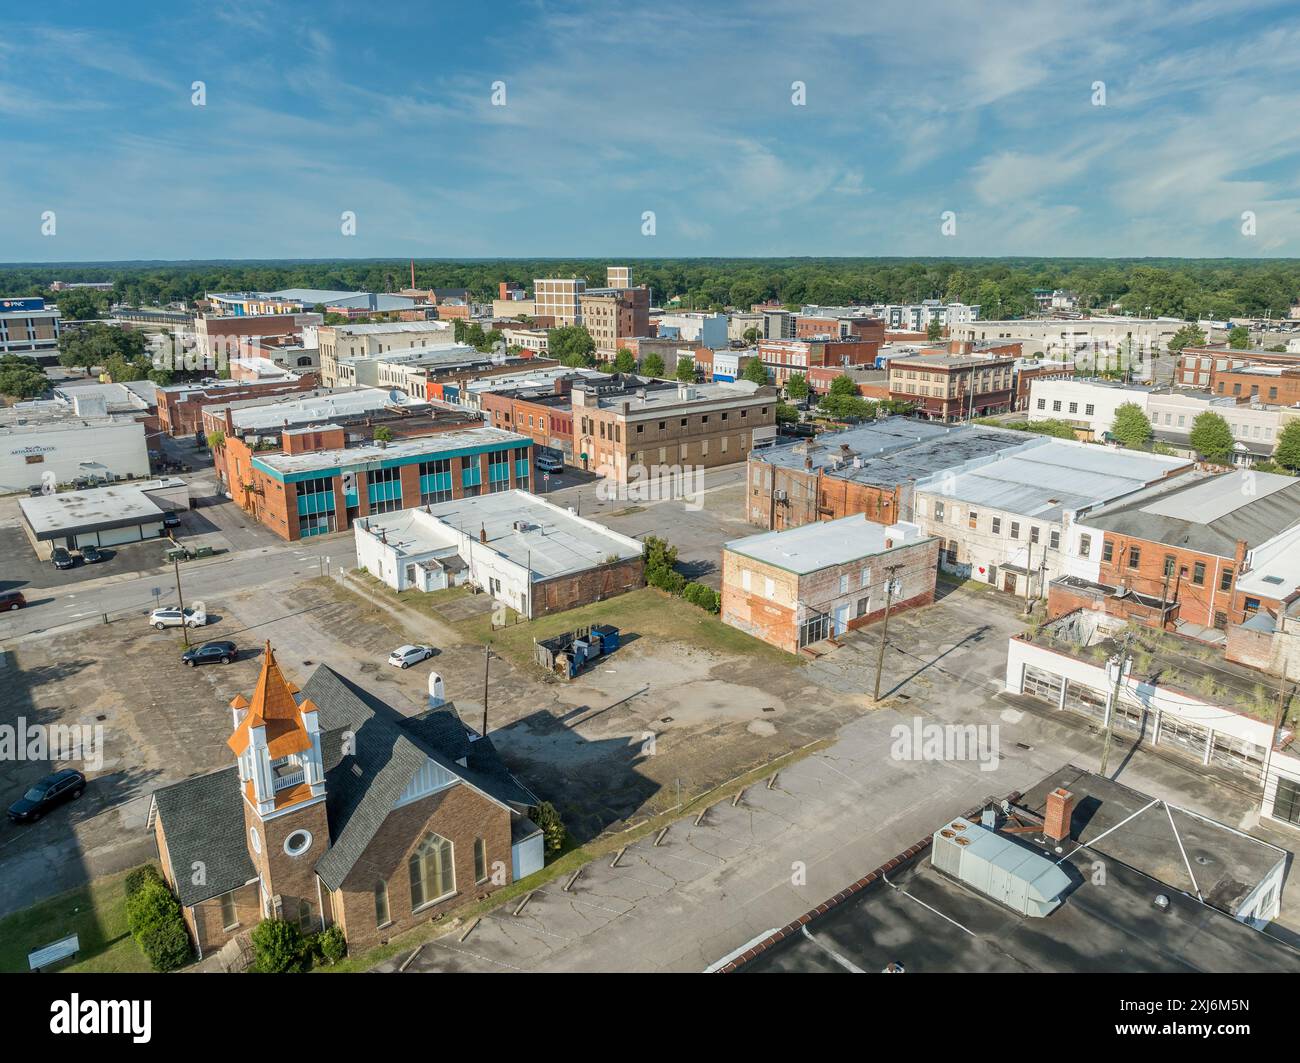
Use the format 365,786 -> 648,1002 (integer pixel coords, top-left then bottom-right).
481,642 -> 491,738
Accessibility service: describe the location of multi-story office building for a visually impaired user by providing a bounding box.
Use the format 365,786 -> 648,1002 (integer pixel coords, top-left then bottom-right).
533,278 -> 586,327
228,425 -> 533,540
887,351 -> 1017,421
0,297 -> 62,364
571,377 -> 778,482
579,286 -> 651,357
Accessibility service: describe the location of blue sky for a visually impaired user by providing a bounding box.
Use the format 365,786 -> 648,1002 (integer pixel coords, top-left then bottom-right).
3,0 -> 1299,262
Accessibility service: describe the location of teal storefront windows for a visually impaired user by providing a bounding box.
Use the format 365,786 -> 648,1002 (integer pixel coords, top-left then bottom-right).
367,466 -> 403,514
419,458 -> 452,504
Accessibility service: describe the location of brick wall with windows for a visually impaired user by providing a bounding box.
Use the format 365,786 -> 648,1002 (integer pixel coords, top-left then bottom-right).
1095,532 -> 1248,629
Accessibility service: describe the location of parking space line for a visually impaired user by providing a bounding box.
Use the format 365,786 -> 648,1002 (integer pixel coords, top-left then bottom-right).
424,938 -> 526,972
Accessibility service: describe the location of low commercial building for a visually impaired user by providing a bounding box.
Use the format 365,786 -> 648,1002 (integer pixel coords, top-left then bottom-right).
912,437 -> 1192,600
1006,611 -> 1300,836
653,312 -> 728,349
0,296 -> 61,363
757,337 -> 880,387
952,316 -> 1187,360
1176,344 -> 1300,390
194,312 -> 319,371
745,420 -> 1025,530
571,377 -> 778,481
18,477 -> 189,556
721,516 -> 939,653
479,378 -> 578,464
888,351 -> 1017,421
1051,470 -> 1300,635
156,375 -> 322,437
1027,378 -> 1150,437
1213,363 -> 1300,406
355,490 -> 644,618
237,426 -> 533,541
0,404 -> 150,493
317,320 -> 458,384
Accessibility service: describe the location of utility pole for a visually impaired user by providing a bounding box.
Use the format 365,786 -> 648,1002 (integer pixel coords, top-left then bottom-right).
872,565 -> 903,702
1023,539 -> 1034,613
1263,671 -> 1291,797
481,642 -> 491,738
172,555 -> 190,647
1098,638 -> 1131,778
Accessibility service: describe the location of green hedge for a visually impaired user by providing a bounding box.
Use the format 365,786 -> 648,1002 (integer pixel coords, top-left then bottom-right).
124,868 -> 192,972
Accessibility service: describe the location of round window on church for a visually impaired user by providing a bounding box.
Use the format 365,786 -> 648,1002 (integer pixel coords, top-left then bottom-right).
249,826 -> 261,855
284,829 -> 313,857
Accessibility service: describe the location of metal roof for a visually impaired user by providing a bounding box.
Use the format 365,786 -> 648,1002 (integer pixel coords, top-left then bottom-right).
724,515 -> 931,574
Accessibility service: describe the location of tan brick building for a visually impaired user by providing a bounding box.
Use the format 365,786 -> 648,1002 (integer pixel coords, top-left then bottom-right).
150,644 -> 543,960
578,286 -> 651,357
571,378 -> 778,481
888,352 -> 1017,421
722,515 -> 940,653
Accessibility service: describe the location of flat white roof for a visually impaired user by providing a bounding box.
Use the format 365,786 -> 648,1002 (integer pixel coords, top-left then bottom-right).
255,425 -> 529,475
725,515 -> 930,574
1238,523 -> 1300,599
225,387 -> 428,431
358,490 -> 643,579
19,478 -> 185,535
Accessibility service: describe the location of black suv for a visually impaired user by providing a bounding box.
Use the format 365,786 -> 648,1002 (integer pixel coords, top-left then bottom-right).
51,547 -> 76,570
181,640 -> 237,667
8,769 -> 86,823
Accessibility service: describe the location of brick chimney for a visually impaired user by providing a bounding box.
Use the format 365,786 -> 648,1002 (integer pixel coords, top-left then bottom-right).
479,525 -> 487,544
1043,787 -> 1074,843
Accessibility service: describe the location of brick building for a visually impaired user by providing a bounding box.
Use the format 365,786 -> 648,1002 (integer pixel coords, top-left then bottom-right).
571,377 -> 778,482
721,515 -> 939,653
757,337 -> 881,387
887,351 -> 1017,421
1213,364 -> 1300,407
150,644 -> 542,959
355,490 -> 645,618
1176,345 -> 1300,390
1051,470 -> 1300,633
155,375 -> 322,437
745,420 -> 1024,531
479,378 -> 577,463
793,313 -> 886,344
226,425 -> 533,541
578,286 -> 651,357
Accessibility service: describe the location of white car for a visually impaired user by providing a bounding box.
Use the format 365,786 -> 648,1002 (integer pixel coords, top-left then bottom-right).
535,454 -> 564,474
149,606 -> 207,630
388,644 -> 434,669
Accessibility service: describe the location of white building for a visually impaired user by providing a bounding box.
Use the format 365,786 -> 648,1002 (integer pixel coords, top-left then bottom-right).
0,405 -> 149,494
911,437 -> 1192,599
18,477 -> 189,556
1027,378 -> 1153,438
653,313 -> 728,349
354,489 -> 645,619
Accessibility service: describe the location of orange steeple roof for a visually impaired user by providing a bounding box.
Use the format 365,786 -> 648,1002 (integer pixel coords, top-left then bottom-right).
227,641 -> 315,759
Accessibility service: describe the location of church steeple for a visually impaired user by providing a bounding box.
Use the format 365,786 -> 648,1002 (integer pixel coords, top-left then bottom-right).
228,641 -> 325,817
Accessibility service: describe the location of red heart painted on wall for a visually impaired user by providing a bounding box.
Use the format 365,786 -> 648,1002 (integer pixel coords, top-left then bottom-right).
978,567 -> 986,574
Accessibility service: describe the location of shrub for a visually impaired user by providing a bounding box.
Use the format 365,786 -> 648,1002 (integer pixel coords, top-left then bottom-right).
683,582 -> 720,613
529,801 -> 568,855
318,925 -> 348,965
125,875 -> 193,972
647,564 -> 686,595
251,918 -> 308,973
125,863 -> 165,898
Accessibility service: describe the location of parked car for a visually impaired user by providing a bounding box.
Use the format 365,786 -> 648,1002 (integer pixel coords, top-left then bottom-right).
162,512 -> 182,528
388,644 -> 435,669
0,590 -> 26,611
535,453 -> 564,474
80,545 -> 105,564
149,606 -> 207,630
8,769 -> 86,823
181,640 -> 236,667
51,547 -> 76,570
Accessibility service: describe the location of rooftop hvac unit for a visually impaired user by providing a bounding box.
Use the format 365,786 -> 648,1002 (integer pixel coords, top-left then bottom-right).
931,818 -> 1070,918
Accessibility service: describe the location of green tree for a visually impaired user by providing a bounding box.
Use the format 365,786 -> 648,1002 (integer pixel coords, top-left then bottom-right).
205,429 -> 225,451
741,357 -> 771,385
548,325 -> 596,367
124,868 -> 193,972
775,402 -> 800,424
1188,411 -> 1236,464
1228,326 -> 1251,350
641,352 -> 666,378
373,425 -> 394,443
785,372 -> 809,401
0,354 -> 48,399
1167,324 -> 1206,354
926,319 -> 943,341
1274,420 -> 1300,472
613,347 -> 637,373
742,326 -> 761,345
675,355 -> 697,382
529,801 -> 568,855
1109,402 -> 1153,448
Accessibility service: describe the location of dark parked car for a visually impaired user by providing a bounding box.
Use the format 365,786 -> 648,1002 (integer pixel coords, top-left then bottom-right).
181,640 -> 236,667
8,769 -> 86,823
162,512 -> 182,528
51,547 -> 76,570
0,590 -> 26,611
80,545 -> 105,563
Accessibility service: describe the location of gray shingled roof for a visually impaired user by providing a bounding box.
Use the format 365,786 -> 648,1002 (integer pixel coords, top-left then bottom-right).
1085,472 -> 1300,557
303,666 -> 536,891
152,766 -> 256,907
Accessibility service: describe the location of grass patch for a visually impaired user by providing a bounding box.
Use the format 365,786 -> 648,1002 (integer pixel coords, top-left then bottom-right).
0,866 -> 152,973
452,586 -> 798,670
